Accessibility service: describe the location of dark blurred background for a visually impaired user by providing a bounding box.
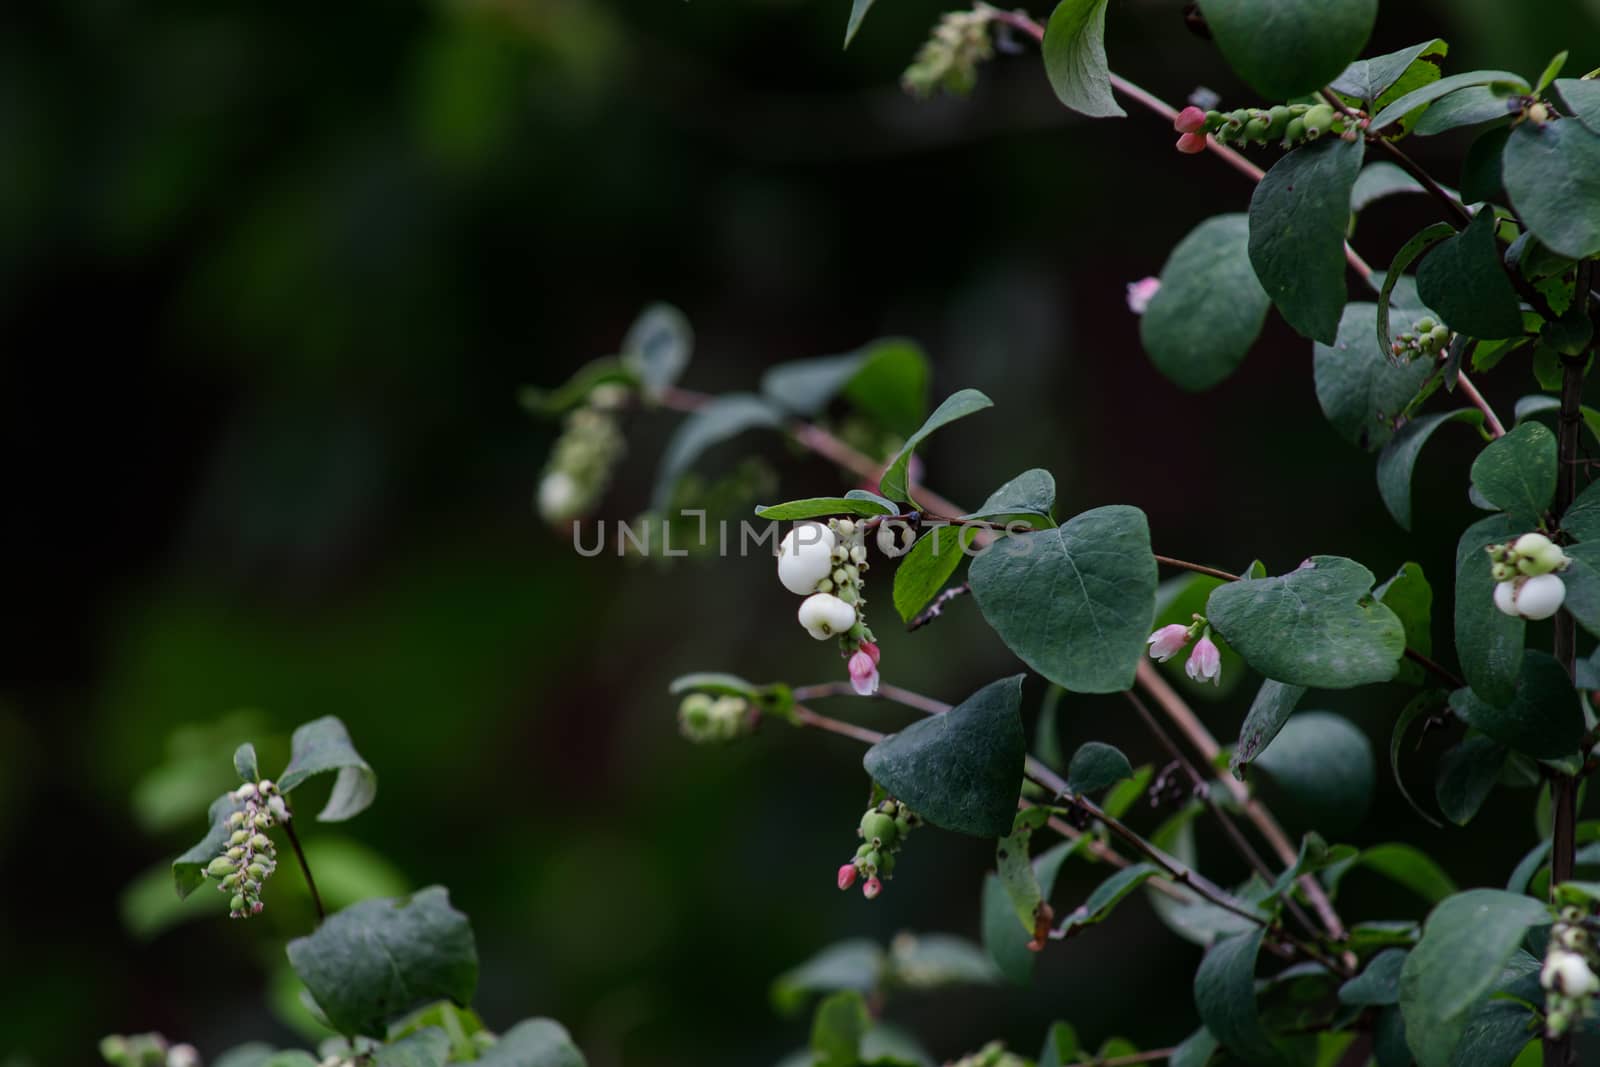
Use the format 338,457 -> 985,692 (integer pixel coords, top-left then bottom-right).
4,0 -> 1599,1063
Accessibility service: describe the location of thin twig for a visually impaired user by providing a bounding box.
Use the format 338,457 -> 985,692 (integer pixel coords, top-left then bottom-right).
908,583 -> 972,630
1318,89 -> 1470,227
792,681 -> 952,716
793,704 -> 886,745
281,817 -> 326,923
1154,554 -> 1241,583
1403,648 -> 1467,691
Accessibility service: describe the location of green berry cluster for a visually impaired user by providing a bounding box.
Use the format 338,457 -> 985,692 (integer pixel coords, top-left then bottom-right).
838,798 -> 920,898
1390,315 -> 1453,361
900,8 -> 995,99
1486,532 -> 1569,583
677,692 -> 755,744
1202,102 -> 1349,149
203,780 -> 285,918
537,392 -> 628,524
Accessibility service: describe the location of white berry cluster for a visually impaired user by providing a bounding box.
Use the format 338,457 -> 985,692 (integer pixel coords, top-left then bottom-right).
676,692 -> 754,744
202,779 -> 289,918
779,520 -> 877,644
1488,533 -> 1571,621
1543,906 -> 1600,1037
537,387 -> 628,524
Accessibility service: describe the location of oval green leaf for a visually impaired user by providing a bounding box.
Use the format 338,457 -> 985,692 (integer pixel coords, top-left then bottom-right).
1140,214 -> 1271,392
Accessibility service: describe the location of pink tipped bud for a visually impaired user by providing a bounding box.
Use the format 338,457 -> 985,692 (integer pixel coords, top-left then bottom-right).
1176,131 -> 1207,154
1185,636 -> 1222,686
1145,623 -> 1191,663
1126,276 -> 1161,315
837,863 -> 858,891
860,640 -> 880,666
848,649 -> 880,696
862,876 -> 882,900
1174,106 -> 1207,133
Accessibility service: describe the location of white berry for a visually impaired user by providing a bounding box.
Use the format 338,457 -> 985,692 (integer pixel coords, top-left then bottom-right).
798,593 -> 857,640
877,520 -> 916,558
1516,573 -> 1566,620
778,522 -> 839,595
1493,580 -> 1518,617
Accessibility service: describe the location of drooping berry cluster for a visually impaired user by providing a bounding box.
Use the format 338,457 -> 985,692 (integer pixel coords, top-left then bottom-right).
203,779 -> 288,918
1173,102 -> 1353,154
1487,532 -> 1571,621
1543,906 -> 1600,1038
778,518 -> 882,694
676,692 -> 756,744
1390,315 -> 1454,361
537,388 -> 628,524
835,798 -> 920,900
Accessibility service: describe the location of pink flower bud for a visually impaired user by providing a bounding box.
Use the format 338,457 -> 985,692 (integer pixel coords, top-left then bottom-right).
1185,636 -> 1222,686
848,649 -> 880,696
1125,276 -> 1161,315
1174,106 -> 1207,133
1145,623 -> 1191,663
837,863 -> 858,891
1175,131 -> 1207,154
862,876 -> 882,899
860,640 -> 880,665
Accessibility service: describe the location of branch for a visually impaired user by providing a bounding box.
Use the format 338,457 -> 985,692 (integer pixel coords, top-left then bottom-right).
908,583 -> 972,630
281,816 -> 326,924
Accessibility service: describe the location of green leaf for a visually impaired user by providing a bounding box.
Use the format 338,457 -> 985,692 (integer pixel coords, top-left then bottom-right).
1416,211 -> 1524,340
964,469 -> 1057,527
1339,948 -> 1409,1006
374,1029 -> 451,1067
1229,680 -> 1307,780
1535,51 -> 1568,92
1554,78 -> 1600,135
477,1019 -> 587,1067
1412,85 -> 1518,136
1449,651 -> 1583,760
892,526 -> 973,622
760,339 -> 929,438
983,838 -> 1076,984
518,358 -> 636,418
1377,223 -> 1456,357
1193,927 -> 1279,1066
1249,137 -> 1366,344
771,940 -> 885,1016
997,809 -> 1053,939
667,672 -> 757,698
1038,1022 -> 1081,1067
1399,890 -> 1549,1067
885,933 -> 999,990
1066,742 -> 1133,795
969,506 -> 1158,694
286,887 -> 478,1039
755,497 -> 896,521
1469,421 -> 1556,525
862,675 -> 1025,838
1057,863 -> 1161,935
1560,541 -> 1600,641
278,716 -> 377,823
1198,0 -> 1377,99
621,304 -> 692,396
1377,410 -> 1484,530
1140,214 -> 1271,391
1350,162 -> 1426,212
1370,70 -> 1531,132
234,743 -> 260,783
1253,712 -> 1376,832
811,990 -> 869,1067
1459,127 -> 1511,204
1315,303 -> 1435,451
878,389 -> 993,503
1169,1028 -> 1220,1067
1454,514 -> 1525,706
1041,0 -> 1123,119
1376,562 -> 1432,684
1331,40 -> 1446,104
1436,734 -> 1508,826
652,393 -> 784,511
843,0 -> 874,47
1205,556 -> 1406,688
172,791 -> 246,899
1390,689 -> 1448,829
1503,118 -> 1600,260
1327,843 -> 1458,903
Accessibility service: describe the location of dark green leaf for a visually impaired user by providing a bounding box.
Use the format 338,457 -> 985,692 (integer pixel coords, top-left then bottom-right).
621,304 -> 692,396
1066,742 -> 1133,795
755,497 -> 895,521
1041,0 -> 1123,119
1140,214 -> 1271,391
1230,680 -> 1307,780
1038,1022 -> 1081,1067
964,469 -> 1057,527
892,526 -> 972,622
1332,40 -> 1445,103
172,791 -> 246,899
772,941 -> 885,1016
1390,689 -> 1449,829
286,887 -> 478,1039
477,1019 -> 587,1067
1449,651 -> 1583,760
1169,1028 -> 1220,1067
1459,127 -> 1511,204
1193,928 -> 1279,1066
862,675 -> 1025,838
373,1029 -> 451,1067
1351,162 -> 1426,212
1205,556 -> 1406,688
1377,410 -> 1483,530
1198,0 -> 1377,99
234,743 -> 260,783
982,837 -> 1075,985
1412,86 -> 1518,136
1370,71 -> 1530,131
1249,137 -> 1366,344
886,934 -> 1000,990
1554,78 -> 1600,135
1469,421 -> 1556,525
1316,303 -> 1435,451
1399,890 -> 1549,1067
1448,1000 -> 1539,1067
1436,734 -> 1508,826
996,809 -> 1052,934
1057,863 -> 1161,935
878,389 -> 993,503
652,393 -> 784,511
969,506 -> 1157,694
1253,712 -> 1376,832
1340,948 -> 1409,1006
1376,562 -> 1433,684
1416,211 -> 1524,340
1502,118 -> 1600,260
278,716 -> 377,823
759,339 -> 929,437
1560,541 -> 1600,641
1454,514 -> 1526,706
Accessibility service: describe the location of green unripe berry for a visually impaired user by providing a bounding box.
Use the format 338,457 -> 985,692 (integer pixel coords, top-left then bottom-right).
1303,104 -> 1336,137
859,849 -> 881,876
1204,109 -> 1223,130
877,852 -> 895,878
229,830 -> 249,846
226,847 -> 244,860
248,863 -> 267,880
1264,105 -> 1292,138
230,893 -> 246,912
1515,532 -> 1554,557
1492,562 -> 1513,582
1429,324 -> 1450,344
859,812 -> 900,848
1517,556 -> 1540,576
1282,117 -> 1306,145
1244,116 -> 1270,141
249,833 -> 272,851
1414,316 -> 1436,332
229,811 -> 246,828
207,856 -> 235,877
